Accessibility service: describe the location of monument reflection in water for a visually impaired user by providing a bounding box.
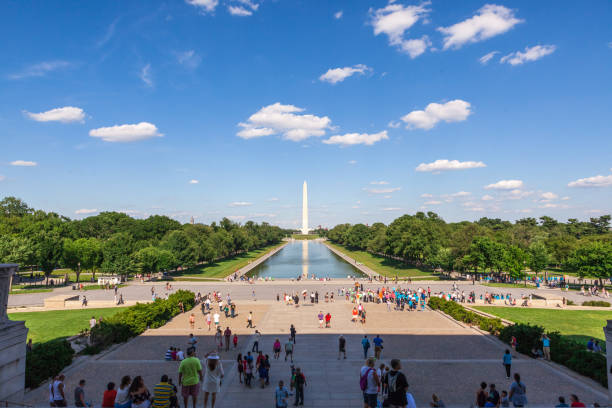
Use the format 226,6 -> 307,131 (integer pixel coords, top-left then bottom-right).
248,240 -> 362,279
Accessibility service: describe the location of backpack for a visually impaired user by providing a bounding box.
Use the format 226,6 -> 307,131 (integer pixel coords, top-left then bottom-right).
360,368 -> 373,391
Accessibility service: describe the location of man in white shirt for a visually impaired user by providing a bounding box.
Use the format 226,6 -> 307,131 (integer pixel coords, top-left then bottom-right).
89,316 -> 96,329
176,348 -> 185,360
213,312 -> 220,328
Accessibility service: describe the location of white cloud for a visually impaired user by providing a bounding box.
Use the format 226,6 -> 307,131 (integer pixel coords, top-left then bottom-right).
479,51 -> 499,64
319,64 -> 372,84
140,64 -> 153,87
267,197 -> 279,201
388,120 -> 402,128
364,187 -> 401,194
9,60 -> 71,80
370,181 -> 389,185
383,207 -> 402,211
348,160 -> 357,165
505,189 -> 533,200
75,208 -> 98,215
415,159 -> 485,172
481,194 -> 494,201
420,193 -> 433,198
568,174 -> 612,188
228,5 -> 252,16
323,131 -> 388,146
561,196 -> 570,201
540,192 -> 558,201
10,160 -> 37,167
399,35 -> 431,58
438,4 -> 523,50
401,100 -> 471,130
369,2 -> 431,57
185,0 -> 218,13
500,45 -> 556,65
466,206 -> 485,212
250,213 -> 276,218
334,11 -> 343,19
450,191 -> 471,197
189,179 -> 199,184
484,180 -> 523,190
229,201 -> 252,207
25,106 -> 85,123
176,50 -> 202,69
238,103 -> 331,142
424,200 -> 442,205
89,122 -> 163,143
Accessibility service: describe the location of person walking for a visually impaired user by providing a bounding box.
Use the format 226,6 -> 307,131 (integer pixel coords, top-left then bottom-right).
384,359 -> 409,408
236,354 -> 244,384
275,380 -> 291,408
74,379 -> 87,407
290,324 -> 297,344
292,367 -> 307,406
202,353 -> 224,408
206,314 -> 212,331
247,311 -> 254,328
360,358 -> 379,408
274,338 -> 282,359
51,374 -> 67,407
252,330 -> 261,352
508,373 -> 527,407
178,348 -> 203,408
285,337 -> 294,362
189,313 -> 195,330
373,335 -> 383,359
224,327 -> 232,351
361,335 -> 371,359
503,349 -> 512,379
338,335 -> 346,360
542,334 -> 551,361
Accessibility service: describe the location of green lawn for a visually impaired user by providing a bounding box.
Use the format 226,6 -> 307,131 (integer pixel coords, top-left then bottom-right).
473,306 -> 611,345
325,242 -> 433,278
80,284 -> 126,291
174,242 -> 285,279
8,307 -> 127,344
10,288 -> 53,295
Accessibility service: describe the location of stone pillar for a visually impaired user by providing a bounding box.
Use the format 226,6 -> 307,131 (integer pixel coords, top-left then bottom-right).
605,320 -> 612,405
0,264 -> 28,404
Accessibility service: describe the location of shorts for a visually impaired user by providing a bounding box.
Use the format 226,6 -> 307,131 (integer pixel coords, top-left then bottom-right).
181,384 -> 200,398
319,319 -> 324,324
363,392 -> 377,408
339,347 -> 345,352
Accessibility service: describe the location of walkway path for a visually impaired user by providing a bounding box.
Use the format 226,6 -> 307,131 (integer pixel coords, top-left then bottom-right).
24,297 -> 608,407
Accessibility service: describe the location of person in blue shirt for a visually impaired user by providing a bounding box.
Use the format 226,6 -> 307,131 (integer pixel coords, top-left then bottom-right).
586,338 -> 594,352
361,335 -> 370,359
274,380 -> 291,408
502,349 -> 512,379
541,334 -> 551,361
373,335 -> 384,359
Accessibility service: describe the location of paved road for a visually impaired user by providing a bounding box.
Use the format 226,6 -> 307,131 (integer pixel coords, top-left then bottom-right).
8,279 -> 604,309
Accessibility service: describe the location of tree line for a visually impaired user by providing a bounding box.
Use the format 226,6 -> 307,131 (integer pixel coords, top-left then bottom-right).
326,212 -> 612,285
0,197 -> 287,282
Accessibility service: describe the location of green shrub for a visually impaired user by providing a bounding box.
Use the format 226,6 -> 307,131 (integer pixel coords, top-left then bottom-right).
429,297 -> 608,387
26,339 -> 74,389
428,297 -> 504,335
90,289 -> 194,349
582,300 -> 610,307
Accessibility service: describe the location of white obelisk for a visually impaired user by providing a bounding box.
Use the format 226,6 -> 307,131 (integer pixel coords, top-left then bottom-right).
301,180 -> 309,234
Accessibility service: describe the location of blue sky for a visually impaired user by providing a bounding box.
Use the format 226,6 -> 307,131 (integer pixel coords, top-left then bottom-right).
1,0 -> 611,229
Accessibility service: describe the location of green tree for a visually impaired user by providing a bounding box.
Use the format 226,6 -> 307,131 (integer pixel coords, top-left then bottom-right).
101,233 -> 136,277
566,241 -> 612,286
528,241 -> 550,277
34,230 -> 64,284
161,230 -> 198,268
503,245 -> 527,283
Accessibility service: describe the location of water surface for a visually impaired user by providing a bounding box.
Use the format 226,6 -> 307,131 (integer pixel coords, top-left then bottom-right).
247,241 -> 363,279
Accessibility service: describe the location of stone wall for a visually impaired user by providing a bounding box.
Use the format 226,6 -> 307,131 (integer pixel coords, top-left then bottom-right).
0,264 -> 28,404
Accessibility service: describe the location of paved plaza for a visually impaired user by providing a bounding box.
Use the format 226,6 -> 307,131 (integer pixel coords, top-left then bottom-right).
23,294 -> 608,407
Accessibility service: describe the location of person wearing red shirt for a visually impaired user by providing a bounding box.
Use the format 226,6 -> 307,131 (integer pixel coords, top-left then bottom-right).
101,382 -> 116,408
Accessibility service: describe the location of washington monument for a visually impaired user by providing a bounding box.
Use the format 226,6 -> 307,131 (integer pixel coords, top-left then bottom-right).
301,180 -> 309,234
